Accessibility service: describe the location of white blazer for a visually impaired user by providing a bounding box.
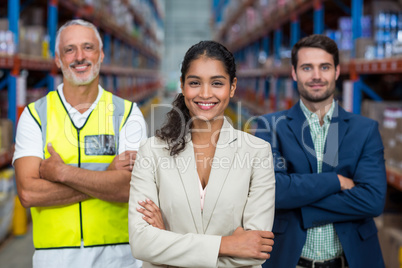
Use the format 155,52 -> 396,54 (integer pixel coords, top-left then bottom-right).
129,118 -> 275,268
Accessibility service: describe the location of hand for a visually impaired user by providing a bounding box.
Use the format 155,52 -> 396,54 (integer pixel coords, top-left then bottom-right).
338,174 -> 355,190
107,150 -> 137,172
220,227 -> 274,259
137,199 -> 166,230
39,143 -> 66,182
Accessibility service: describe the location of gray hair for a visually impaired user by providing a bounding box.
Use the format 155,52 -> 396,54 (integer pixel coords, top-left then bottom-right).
55,19 -> 103,56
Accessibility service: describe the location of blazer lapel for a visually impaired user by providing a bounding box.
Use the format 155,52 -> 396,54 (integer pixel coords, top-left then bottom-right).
202,118 -> 238,233
287,102 -> 317,173
175,136 -> 203,234
322,103 -> 350,172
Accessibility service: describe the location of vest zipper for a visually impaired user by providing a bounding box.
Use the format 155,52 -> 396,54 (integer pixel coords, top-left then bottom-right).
77,129 -> 84,241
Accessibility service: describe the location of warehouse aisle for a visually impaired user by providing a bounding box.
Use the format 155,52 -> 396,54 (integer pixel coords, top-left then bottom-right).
0,95 -> 174,268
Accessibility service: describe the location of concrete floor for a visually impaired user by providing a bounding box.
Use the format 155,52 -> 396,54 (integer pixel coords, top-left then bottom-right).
0,95 -> 173,268
0,224 -> 34,268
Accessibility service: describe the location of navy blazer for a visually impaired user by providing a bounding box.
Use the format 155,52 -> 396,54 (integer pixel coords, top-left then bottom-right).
255,102 -> 386,268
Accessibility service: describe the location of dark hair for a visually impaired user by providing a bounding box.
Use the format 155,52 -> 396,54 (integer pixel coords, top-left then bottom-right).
291,34 -> 339,71
156,40 -> 236,156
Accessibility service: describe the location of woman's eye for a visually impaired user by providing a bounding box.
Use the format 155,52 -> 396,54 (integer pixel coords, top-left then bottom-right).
212,82 -> 223,86
189,81 -> 200,86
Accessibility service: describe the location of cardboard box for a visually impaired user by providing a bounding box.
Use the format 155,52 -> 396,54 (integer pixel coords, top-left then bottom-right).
0,119 -> 13,151
361,100 -> 402,128
379,227 -> 402,268
355,38 -> 375,59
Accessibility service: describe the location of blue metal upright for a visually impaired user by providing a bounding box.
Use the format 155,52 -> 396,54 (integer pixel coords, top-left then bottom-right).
290,16 -> 300,47
351,0 -> 364,113
48,0 -> 58,58
8,0 -> 19,127
8,0 -> 19,48
103,33 -> 112,65
213,0 -> 224,24
351,0 -> 362,58
262,36 -> 270,56
314,1 -> 324,34
352,79 -> 383,114
352,82 -> 362,114
274,29 -> 282,61
47,0 -> 58,92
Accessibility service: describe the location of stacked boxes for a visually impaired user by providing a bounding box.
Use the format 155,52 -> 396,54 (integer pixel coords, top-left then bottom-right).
362,100 -> 402,169
0,119 -> 13,153
372,1 -> 402,58
376,214 -> 402,268
0,19 -> 16,55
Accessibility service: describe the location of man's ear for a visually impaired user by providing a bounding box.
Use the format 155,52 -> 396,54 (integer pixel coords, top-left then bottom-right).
55,53 -> 61,68
335,65 -> 340,80
291,66 -> 297,82
100,50 -> 105,63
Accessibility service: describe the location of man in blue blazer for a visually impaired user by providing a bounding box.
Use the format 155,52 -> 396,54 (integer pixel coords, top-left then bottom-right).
256,35 -> 386,268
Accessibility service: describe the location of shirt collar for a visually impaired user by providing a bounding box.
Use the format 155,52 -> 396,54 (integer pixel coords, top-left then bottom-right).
57,83 -> 104,114
300,99 -> 335,124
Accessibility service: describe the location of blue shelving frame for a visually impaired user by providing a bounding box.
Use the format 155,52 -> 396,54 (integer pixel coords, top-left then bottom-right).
215,0 -> 385,115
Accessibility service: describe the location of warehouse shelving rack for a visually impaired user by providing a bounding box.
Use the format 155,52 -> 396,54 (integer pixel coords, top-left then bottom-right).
0,0 -> 164,136
213,0 -> 402,193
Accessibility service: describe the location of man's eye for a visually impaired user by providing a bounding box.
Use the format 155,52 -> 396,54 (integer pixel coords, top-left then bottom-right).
322,66 -> 330,70
64,48 -> 74,54
302,66 -> 311,71
84,45 -> 94,51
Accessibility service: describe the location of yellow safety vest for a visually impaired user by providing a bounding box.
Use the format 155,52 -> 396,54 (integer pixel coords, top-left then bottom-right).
27,89 -> 133,249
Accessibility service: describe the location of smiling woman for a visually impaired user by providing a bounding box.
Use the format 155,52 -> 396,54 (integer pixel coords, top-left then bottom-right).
156,41 -> 237,156
182,57 -> 236,122
128,41 -> 276,268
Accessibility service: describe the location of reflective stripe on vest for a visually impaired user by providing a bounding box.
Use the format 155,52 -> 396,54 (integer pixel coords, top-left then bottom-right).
27,90 -> 133,249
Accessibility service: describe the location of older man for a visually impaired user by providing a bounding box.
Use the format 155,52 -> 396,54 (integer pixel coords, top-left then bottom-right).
13,19 -> 146,268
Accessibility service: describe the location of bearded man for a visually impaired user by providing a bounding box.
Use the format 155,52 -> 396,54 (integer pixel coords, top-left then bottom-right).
256,34 -> 386,268
13,19 -> 146,268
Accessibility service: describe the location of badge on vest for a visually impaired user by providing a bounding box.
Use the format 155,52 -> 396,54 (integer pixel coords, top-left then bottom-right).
85,135 -> 116,155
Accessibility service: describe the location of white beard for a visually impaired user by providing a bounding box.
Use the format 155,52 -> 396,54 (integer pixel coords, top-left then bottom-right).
60,55 -> 101,86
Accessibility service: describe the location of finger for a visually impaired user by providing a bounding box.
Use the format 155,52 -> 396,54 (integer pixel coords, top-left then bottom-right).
118,151 -> 131,161
123,150 -> 137,160
136,206 -> 146,214
260,245 -> 273,253
145,199 -> 159,209
137,201 -> 155,213
141,201 -> 156,213
47,143 -> 56,155
119,159 -> 131,167
137,207 -> 155,219
125,165 -> 133,172
146,200 -> 162,217
142,216 -> 155,225
255,252 -> 270,260
260,231 -> 275,239
261,237 -> 274,246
